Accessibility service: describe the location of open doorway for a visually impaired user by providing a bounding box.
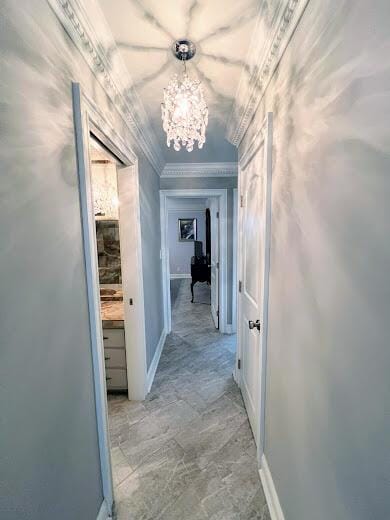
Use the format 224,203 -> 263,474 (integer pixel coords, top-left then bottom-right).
160,189 -> 229,334
89,138 -> 128,394
72,83 -> 148,516
166,197 -> 216,328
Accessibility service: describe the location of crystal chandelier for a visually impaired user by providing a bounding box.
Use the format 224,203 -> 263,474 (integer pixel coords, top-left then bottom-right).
161,40 -> 208,152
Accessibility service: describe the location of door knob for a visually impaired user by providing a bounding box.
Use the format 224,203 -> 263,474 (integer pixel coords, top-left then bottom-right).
248,319 -> 261,331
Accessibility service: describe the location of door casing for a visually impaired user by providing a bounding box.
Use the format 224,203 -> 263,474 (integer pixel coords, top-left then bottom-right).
160,189 -> 228,334
72,83 -> 148,515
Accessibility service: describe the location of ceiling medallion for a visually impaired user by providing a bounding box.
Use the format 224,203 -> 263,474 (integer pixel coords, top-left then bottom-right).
161,39 -> 208,152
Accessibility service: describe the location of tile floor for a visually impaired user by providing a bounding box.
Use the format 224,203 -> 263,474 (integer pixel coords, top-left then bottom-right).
108,280 -> 269,519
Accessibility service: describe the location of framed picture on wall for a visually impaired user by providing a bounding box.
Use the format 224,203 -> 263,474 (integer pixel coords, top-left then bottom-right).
178,218 -> 197,241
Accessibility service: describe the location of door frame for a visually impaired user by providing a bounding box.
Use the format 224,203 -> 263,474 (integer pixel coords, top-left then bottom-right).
72,83 -> 148,516
208,196 -> 220,329
236,113 -> 273,460
232,188 -> 238,336
160,189 -> 228,333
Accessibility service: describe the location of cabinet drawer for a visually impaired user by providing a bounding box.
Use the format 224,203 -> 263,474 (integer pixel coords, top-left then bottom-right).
104,348 -> 126,368
102,328 -> 125,347
106,368 -> 127,390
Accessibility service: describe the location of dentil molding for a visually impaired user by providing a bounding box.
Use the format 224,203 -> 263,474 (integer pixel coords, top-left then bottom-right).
47,0 -> 165,174
226,0 -> 310,146
161,162 -> 238,178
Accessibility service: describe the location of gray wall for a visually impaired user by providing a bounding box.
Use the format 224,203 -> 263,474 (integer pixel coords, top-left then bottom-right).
139,158 -> 165,368
161,177 -> 237,325
168,209 -> 206,276
240,1 -> 390,518
0,1 -> 164,518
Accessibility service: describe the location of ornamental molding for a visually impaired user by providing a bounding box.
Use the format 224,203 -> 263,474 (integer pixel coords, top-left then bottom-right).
161,162 -> 238,178
226,0 -> 310,147
47,0 -> 165,174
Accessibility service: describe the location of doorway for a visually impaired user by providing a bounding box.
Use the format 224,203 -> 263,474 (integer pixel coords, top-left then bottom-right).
72,83 -> 148,516
160,189 -> 228,334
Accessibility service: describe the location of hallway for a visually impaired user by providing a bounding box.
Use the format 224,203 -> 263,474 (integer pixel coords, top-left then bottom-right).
108,280 -> 269,519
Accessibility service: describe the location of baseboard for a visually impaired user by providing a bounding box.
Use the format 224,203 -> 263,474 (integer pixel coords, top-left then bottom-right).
225,324 -> 236,334
259,455 -> 285,520
146,328 -> 167,393
97,499 -> 111,520
170,273 -> 191,279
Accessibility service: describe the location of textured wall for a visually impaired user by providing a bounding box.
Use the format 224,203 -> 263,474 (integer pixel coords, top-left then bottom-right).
240,0 -> 390,518
0,1 -> 163,517
168,209 -> 206,276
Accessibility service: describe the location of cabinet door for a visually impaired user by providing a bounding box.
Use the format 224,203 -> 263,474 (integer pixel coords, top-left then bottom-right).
106,368 -> 127,390
102,328 -> 125,347
104,348 -> 126,368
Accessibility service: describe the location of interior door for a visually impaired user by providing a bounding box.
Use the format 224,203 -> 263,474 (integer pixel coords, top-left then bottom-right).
238,114 -> 273,448
209,199 -> 219,329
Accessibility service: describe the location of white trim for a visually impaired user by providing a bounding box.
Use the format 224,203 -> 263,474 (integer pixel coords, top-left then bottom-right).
47,0 -> 164,174
225,324 -> 233,334
161,162 -> 238,178
160,189 -> 228,334
96,500 -> 111,520
259,455 -> 286,520
146,328 -> 167,393
226,0 -> 310,146
170,273 -> 192,279
232,188 -> 238,334
117,162 -> 148,401
168,207 -> 207,213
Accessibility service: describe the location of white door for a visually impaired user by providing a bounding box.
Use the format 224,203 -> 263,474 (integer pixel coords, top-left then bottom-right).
116,166 -> 147,400
209,199 -> 219,328
238,114 -> 273,449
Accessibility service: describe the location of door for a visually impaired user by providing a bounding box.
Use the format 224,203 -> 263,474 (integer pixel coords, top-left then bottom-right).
116,166 -> 148,400
238,114 -> 273,449
209,199 -> 219,328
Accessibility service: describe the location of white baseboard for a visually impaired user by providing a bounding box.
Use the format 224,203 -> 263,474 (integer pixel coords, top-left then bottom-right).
170,273 -> 191,279
97,499 -> 111,520
259,455 -> 285,520
225,324 -> 236,334
146,328 -> 167,393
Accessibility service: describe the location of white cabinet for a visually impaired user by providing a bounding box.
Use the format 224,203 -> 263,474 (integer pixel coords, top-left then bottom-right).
103,326 -> 127,391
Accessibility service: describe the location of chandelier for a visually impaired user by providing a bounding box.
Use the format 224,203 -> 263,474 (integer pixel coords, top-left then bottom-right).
161,40 -> 208,152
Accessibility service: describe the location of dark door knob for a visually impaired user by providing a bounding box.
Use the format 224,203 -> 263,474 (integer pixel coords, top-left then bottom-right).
248,319 -> 261,331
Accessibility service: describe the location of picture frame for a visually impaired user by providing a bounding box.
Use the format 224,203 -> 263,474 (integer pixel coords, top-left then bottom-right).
178,218 -> 197,241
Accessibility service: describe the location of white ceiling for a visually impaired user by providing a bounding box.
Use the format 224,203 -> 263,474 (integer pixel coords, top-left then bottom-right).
98,0 -> 260,163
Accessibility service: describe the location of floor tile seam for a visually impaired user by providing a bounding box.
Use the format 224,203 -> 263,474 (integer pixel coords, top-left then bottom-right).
113,466 -> 136,490
118,434 -> 175,473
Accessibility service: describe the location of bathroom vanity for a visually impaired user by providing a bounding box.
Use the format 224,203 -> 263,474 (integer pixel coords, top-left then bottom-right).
101,297 -> 128,392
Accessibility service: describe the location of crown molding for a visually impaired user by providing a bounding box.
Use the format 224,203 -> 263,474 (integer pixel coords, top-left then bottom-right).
161,162 -> 238,178
47,0 -> 165,174
226,0 -> 310,147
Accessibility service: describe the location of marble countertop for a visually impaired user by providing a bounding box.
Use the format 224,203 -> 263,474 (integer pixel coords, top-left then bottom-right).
101,300 -> 124,328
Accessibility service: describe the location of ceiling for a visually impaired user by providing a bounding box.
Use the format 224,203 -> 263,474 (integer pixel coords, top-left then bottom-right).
98,0 -> 260,163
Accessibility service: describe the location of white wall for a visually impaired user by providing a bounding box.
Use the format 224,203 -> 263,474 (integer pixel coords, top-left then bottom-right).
240,1 -> 390,518
167,199 -> 207,277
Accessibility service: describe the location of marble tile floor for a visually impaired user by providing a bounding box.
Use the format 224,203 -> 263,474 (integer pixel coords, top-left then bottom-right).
108,280 -> 270,520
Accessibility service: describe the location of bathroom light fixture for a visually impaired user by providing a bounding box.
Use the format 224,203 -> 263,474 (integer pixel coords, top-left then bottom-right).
161,39 -> 208,152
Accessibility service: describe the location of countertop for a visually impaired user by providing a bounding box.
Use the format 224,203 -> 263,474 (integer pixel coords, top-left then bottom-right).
101,300 -> 124,328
